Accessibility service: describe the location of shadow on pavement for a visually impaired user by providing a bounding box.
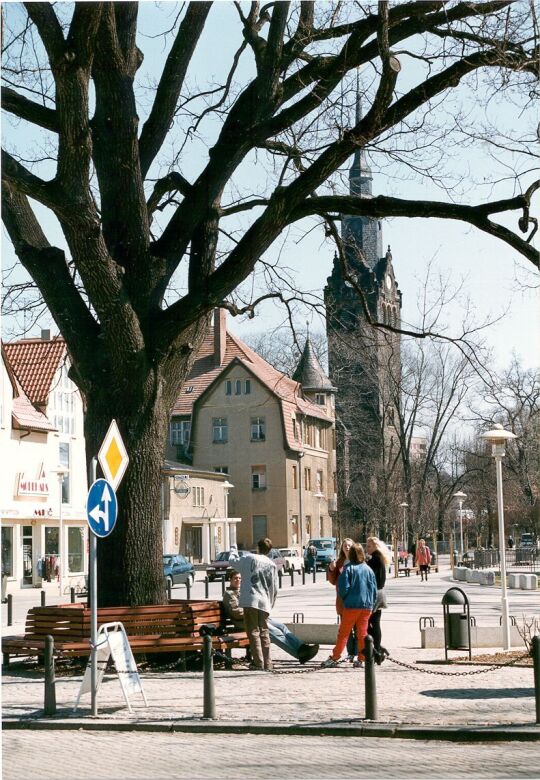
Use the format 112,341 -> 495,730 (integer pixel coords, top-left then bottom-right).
420,687 -> 534,699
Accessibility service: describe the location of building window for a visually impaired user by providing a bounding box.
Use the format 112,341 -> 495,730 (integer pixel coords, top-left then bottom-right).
193,486 -> 205,507
45,527 -> 59,556
213,418 -> 228,443
315,426 -> 321,449
305,423 -> 314,448
316,470 -> 324,492
319,426 -> 327,450
304,467 -> 311,491
292,418 -> 298,440
251,465 -> 266,490
225,380 -> 232,396
59,442 -> 70,504
252,515 -> 267,541
214,466 -> 229,474
1,527 -> 13,577
244,380 -> 251,395
51,362 -> 76,434
170,420 -> 191,448
292,465 -> 297,490
235,379 -> 242,395
316,394 -> 325,406
250,417 -> 266,441
68,527 -> 84,573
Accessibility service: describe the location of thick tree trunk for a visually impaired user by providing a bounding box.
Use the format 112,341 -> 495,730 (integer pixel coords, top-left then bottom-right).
83,320 -> 208,607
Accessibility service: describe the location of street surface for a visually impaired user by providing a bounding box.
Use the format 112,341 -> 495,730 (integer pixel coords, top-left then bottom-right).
3,731 -> 540,779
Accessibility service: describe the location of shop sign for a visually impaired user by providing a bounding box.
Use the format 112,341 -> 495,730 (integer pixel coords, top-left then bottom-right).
17,463 -> 49,497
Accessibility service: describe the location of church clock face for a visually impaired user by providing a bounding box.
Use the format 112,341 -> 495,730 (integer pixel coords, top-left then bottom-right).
385,273 -> 392,291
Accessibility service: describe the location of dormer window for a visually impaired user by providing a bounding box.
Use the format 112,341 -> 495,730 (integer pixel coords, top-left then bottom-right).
185,386 -> 194,394
315,394 -> 326,406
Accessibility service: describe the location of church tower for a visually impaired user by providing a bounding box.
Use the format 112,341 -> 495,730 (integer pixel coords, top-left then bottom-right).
324,95 -> 402,539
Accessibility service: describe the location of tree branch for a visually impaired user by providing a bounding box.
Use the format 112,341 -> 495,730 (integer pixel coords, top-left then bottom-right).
1,87 -> 59,132
1,149 -> 65,213
139,2 -> 212,178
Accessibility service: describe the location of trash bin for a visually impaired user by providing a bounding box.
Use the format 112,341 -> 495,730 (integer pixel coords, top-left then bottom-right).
447,613 -> 469,649
442,586 -> 472,660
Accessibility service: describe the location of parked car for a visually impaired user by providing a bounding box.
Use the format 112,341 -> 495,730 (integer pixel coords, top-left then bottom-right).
163,554 -> 194,588
279,548 -> 303,572
304,537 -> 337,570
267,547 -> 286,573
206,551 -> 236,581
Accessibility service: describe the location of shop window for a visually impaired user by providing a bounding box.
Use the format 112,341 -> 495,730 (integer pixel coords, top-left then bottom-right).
1,527 -> 13,577
59,442 -> 70,504
68,527 -> 84,573
45,527 -> 59,556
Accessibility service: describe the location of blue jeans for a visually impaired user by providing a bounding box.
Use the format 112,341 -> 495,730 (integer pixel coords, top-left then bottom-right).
268,619 -> 304,659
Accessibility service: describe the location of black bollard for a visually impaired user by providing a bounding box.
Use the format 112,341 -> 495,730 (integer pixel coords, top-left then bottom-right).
302,566 -> 305,585
7,594 -> 13,626
278,570 -> 283,589
70,587 -> 75,603
167,579 -> 172,601
202,634 -> 216,719
186,578 -> 191,600
533,635 -> 540,725
364,635 -> 378,720
221,577 -> 226,597
204,577 -> 209,599
44,635 -> 56,716
41,590 -> 46,607
290,569 -> 294,587
312,565 -> 316,584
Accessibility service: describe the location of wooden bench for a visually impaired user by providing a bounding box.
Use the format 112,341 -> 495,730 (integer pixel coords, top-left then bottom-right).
2,600 -> 248,666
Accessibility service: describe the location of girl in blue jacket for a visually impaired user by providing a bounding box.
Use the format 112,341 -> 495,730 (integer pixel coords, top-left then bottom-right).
321,543 -> 377,668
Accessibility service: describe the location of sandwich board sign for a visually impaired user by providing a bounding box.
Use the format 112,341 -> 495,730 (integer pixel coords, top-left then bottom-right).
74,622 -> 147,713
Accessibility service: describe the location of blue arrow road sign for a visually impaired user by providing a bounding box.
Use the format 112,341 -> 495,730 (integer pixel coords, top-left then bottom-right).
86,479 -> 118,538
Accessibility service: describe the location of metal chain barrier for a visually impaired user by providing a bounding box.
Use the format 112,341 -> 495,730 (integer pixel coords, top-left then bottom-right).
386,652 -> 530,676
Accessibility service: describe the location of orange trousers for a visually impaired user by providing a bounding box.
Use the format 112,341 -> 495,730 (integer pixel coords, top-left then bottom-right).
331,608 -> 371,662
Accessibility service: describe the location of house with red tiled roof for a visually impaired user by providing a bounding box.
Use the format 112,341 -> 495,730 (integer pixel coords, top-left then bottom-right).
166,311 -> 337,558
1,333 -> 88,596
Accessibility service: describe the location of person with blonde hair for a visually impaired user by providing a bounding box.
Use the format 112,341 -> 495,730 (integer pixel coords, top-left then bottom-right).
322,543 -> 377,668
366,537 -> 391,663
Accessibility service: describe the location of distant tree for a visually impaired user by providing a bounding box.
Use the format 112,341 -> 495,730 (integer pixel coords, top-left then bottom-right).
2,2 -> 538,604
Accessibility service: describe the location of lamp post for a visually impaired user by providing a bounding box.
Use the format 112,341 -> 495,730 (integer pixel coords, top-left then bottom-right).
314,491 -> 324,537
51,466 -> 69,599
453,491 -> 467,559
222,480 -> 234,548
400,502 -> 409,552
481,424 -> 517,651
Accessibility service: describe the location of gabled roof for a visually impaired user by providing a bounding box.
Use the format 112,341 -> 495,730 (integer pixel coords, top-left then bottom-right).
1,346 -> 56,432
173,327 -> 333,452
292,337 -> 336,393
3,336 -> 66,406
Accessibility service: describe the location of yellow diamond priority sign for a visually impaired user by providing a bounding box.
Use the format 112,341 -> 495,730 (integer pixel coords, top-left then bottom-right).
98,419 -> 129,492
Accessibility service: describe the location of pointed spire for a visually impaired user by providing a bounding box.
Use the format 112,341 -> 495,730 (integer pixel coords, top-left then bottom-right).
293,336 -> 336,393
350,74 -> 372,196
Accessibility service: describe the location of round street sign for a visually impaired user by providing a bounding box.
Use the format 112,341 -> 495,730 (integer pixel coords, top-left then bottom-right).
86,479 -> 118,538
173,475 -> 191,499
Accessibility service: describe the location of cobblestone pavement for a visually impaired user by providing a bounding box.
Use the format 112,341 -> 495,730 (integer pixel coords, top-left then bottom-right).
3,731 -> 540,780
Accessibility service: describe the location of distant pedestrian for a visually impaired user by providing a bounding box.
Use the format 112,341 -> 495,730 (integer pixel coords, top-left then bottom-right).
322,543 -> 377,668
366,536 -> 391,663
415,538 -> 431,581
507,536 -> 514,549
327,538 -> 357,661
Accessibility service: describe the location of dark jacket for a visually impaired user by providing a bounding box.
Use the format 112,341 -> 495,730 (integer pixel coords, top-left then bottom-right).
337,562 -> 377,610
367,551 -> 386,590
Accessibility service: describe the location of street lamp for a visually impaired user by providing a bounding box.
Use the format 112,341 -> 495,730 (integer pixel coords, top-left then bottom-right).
400,502 -> 409,552
453,491 -> 467,559
51,466 -> 69,599
314,491 -> 324,537
481,423 -> 517,651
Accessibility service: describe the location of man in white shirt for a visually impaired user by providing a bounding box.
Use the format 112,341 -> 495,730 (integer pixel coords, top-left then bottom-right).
229,538 -> 278,671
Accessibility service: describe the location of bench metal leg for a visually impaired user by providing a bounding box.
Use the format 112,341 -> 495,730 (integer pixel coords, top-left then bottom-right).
3,653 -> 9,667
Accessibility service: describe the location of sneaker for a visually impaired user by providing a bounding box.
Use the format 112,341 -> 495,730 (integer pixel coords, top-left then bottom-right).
346,654 -> 355,663
298,643 -> 320,664
353,660 -> 363,668
321,657 -> 340,668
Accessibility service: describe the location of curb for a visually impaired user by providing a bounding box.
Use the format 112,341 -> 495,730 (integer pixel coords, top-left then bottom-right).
3,718 -> 540,741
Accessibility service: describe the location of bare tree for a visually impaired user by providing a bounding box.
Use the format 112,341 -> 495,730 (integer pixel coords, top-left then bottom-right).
2,2 -> 538,605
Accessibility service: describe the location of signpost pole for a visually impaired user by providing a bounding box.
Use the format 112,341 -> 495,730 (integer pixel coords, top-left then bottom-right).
89,457 -> 98,716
